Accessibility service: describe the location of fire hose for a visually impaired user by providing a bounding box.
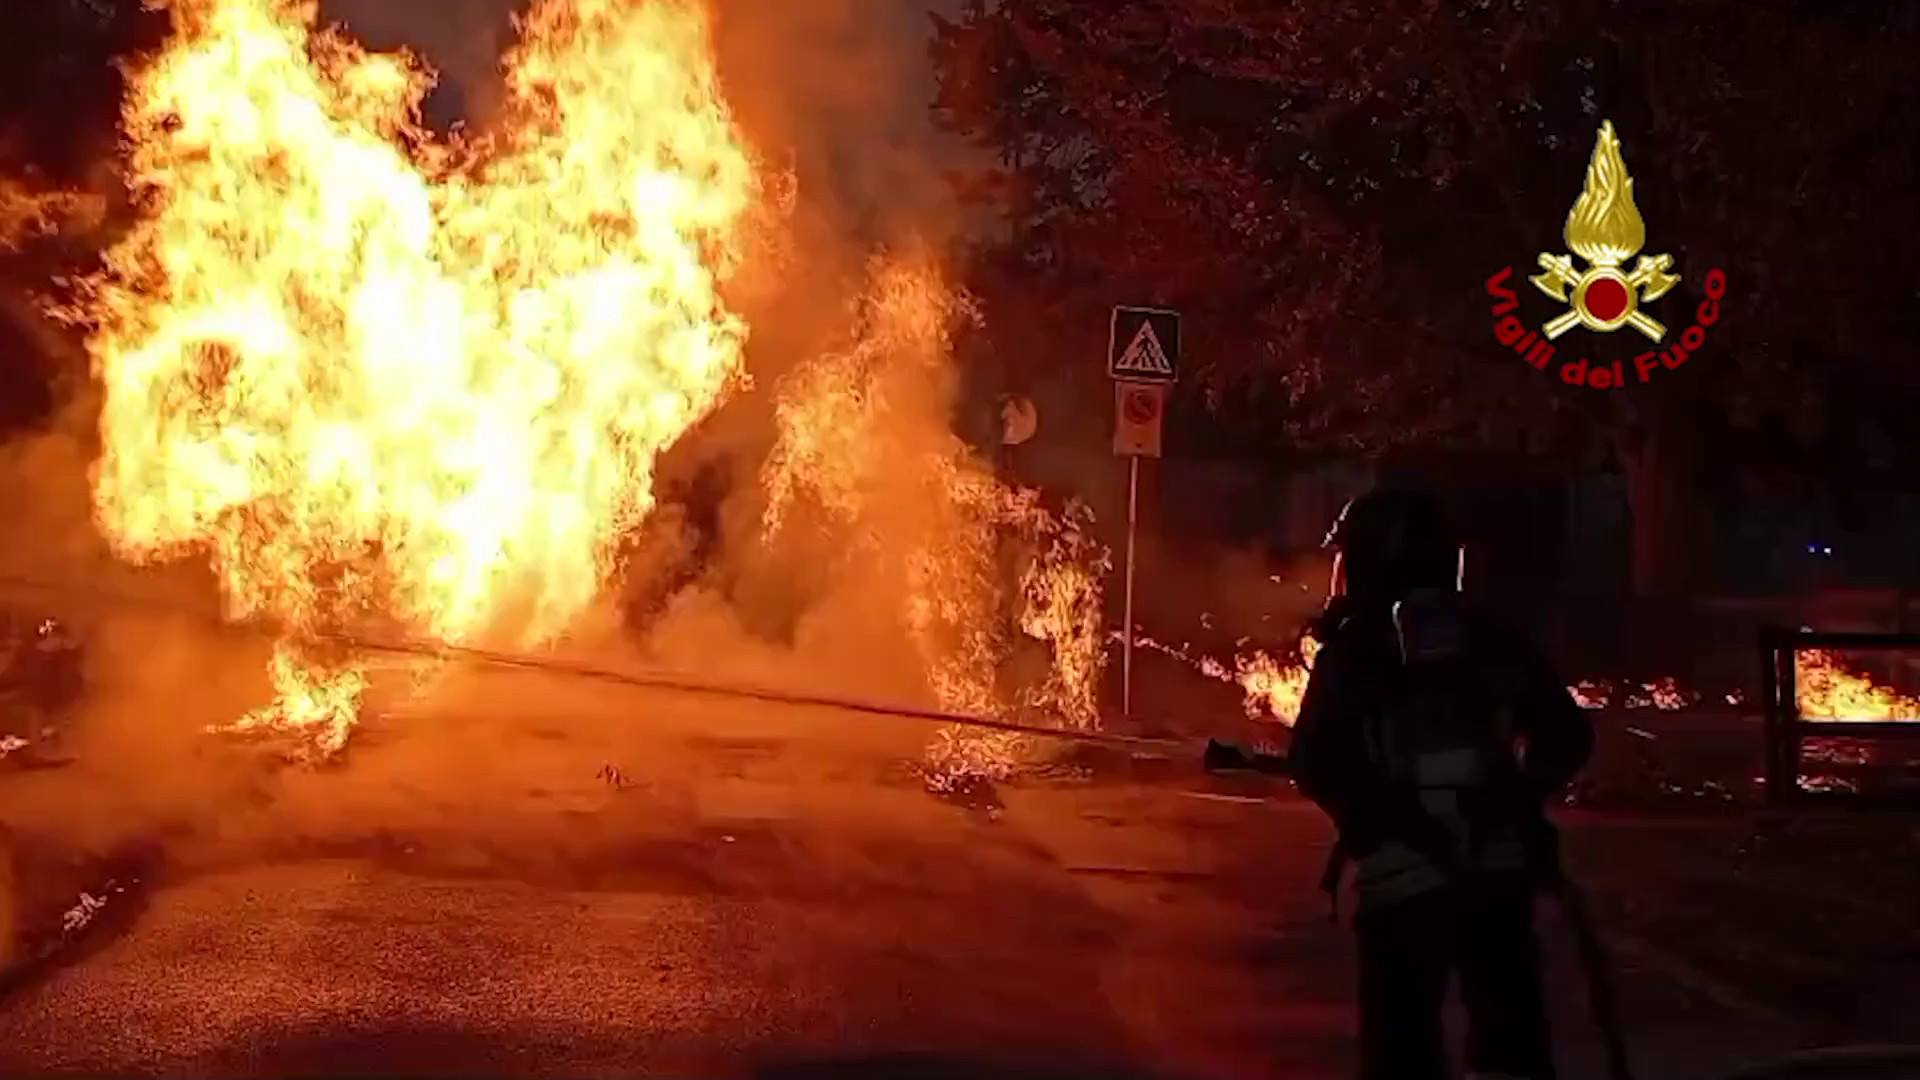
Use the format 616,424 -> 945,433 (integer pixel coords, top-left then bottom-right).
1716,1045 -> 1920,1078
0,570 -> 1188,755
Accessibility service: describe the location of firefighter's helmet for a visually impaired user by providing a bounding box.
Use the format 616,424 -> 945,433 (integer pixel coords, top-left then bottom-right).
1323,486 -> 1461,598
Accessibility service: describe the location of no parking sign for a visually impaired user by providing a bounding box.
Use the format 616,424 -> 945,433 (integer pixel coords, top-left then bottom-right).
1112,381 -> 1166,458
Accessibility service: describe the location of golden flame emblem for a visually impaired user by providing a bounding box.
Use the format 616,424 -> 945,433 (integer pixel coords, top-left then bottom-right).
1530,121 -> 1680,341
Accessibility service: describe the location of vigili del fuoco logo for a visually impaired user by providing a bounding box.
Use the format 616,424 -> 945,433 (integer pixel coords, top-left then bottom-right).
1485,120 -> 1727,390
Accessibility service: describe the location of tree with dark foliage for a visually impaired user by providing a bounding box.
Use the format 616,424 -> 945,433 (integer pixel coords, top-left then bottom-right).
0,0 -> 165,183
931,0 -> 1920,594
0,0 -> 168,431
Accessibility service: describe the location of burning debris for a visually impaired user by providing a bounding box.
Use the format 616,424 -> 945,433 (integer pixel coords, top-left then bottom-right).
60,888 -> 114,936
1137,625 -> 1920,739
1795,648 -> 1920,722
1136,626 -> 1752,731
1803,739 -> 1876,769
1541,652 -> 1918,723
1,845 -> 148,990
919,724 -> 1025,801
1568,682 -> 1607,710
1567,677 -> 1696,711
1784,652 -> 1920,797
1131,632 -> 1316,726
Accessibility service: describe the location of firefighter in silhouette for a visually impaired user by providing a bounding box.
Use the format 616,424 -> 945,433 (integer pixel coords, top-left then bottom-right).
1288,485 -> 1593,1080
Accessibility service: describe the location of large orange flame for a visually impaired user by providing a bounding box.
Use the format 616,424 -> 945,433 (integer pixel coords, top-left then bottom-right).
71,0 -> 758,749
762,255 -> 1110,734
1796,649 -> 1920,722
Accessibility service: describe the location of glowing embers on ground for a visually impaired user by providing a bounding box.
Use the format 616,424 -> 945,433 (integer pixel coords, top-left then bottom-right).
67,0 -> 758,750
1568,677 -> 1698,711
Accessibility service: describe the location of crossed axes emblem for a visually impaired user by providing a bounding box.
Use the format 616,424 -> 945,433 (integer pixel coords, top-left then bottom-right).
1529,121 -> 1683,342
1530,251 -> 1681,342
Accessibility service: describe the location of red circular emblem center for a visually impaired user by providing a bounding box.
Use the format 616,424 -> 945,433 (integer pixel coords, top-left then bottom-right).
1123,389 -> 1159,423
1584,277 -> 1630,322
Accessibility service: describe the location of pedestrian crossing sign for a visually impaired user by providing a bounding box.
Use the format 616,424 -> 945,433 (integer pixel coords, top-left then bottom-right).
1108,306 -> 1180,383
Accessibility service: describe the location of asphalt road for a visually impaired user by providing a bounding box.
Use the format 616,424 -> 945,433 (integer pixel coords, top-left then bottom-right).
0,664 -> 1894,1078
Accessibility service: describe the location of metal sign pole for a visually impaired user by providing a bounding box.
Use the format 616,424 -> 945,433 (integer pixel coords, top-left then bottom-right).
1106,305 -> 1178,725
1122,453 -> 1139,718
